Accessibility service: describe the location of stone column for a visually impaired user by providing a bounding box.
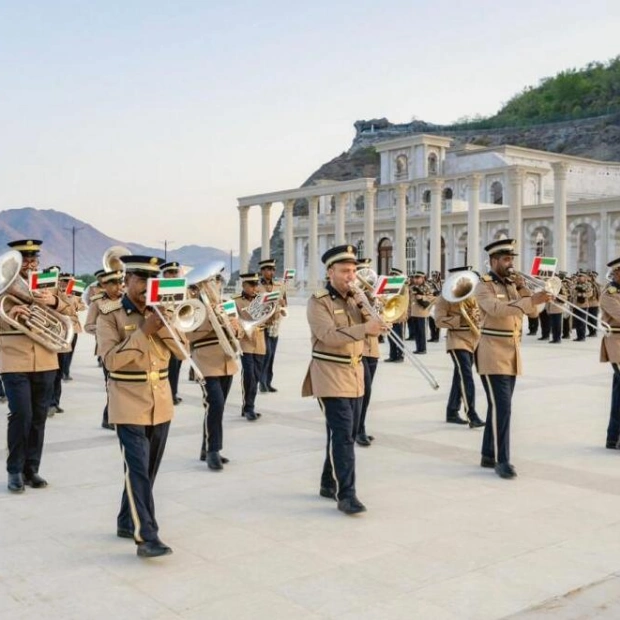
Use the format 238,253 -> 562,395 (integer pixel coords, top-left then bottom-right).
283,199 -> 295,270
429,179 -> 443,273
508,169 -> 525,271
467,174 -> 482,271
307,197 -> 319,290
260,202 -> 272,260
551,162 -> 568,271
600,211 -> 609,276
335,193 -> 347,244
395,184 -> 408,271
238,205 -> 250,273
364,187 -> 376,267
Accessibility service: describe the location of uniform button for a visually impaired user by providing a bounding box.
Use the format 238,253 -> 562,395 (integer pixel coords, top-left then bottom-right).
152,362 -> 157,366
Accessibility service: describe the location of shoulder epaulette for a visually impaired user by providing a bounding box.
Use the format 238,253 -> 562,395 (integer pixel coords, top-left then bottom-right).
231,293 -> 242,299
481,275 -> 492,282
91,292 -> 105,302
99,299 -> 123,315
608,286 -> 618,295
314,289 -> 329,298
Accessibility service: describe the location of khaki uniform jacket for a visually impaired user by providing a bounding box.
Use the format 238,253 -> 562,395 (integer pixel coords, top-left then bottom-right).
474,272 -> 538,376
546,281 -> 570,315
234,293 -> 266,355
0,287 -> 73,373
59,293 -> 85,334
600,285 -> 620,363
96,296 -> 187,426
572,282 -> 592,309
433,295 -> 479,353
302,285 -> 367,398
186,314 -> 239,377
408,283 -> 434,318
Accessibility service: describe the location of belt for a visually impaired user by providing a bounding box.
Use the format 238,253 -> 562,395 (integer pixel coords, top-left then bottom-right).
449,327 -> 471,332
480,328 -> 515,338
109,369 -> 169,383
312,350 -> 362,367
192,337 -> 219,350
0,331 -> 20,336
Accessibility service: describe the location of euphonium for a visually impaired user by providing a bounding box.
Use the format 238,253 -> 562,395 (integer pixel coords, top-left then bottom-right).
441,270 -> 481,338
102,245 -> 131,272
0,250 -> 74,353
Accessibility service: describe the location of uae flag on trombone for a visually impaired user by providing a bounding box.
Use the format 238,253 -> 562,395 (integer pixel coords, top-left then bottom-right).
146,278 -> 187,304
28,269 -> 59,291
530,256 -> 558,278
373,275 -> 407,296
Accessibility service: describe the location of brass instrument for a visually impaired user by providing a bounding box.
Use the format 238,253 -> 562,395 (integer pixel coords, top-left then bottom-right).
441,271 -> 481,338
102,245 -> 131,272
186,261 -> 243,358
351,269 -> 439,390
168,298 -> 207,333
0,250 -> 74,353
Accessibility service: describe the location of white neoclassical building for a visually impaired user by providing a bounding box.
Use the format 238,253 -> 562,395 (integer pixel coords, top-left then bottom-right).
238,133 -> 620,288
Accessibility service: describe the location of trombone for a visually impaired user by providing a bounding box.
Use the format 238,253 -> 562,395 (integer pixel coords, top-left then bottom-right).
508,269 -> 610,333
351,270 -> 440,391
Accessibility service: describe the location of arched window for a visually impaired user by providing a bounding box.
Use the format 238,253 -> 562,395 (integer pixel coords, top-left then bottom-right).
355,195 -> 365,211
329,196 -> 336,213
442,187 -> 453,200
395,154 -> 408,179
490,181 -> 503,205
356,240 -> 364,258
378,238 -> 393,275
428,153 -> 438,175
572,223 -> 596,271
406,236 -> 416,274
422,190 -> 431,204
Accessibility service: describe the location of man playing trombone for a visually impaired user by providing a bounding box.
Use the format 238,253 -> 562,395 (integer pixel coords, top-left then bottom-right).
475,239 -> 552,479
434,266 -> 485,428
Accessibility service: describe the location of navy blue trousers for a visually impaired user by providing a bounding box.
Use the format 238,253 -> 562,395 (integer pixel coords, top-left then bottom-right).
51,362 -> 62,408
319,396 -> 362,501
388,322 -> 404,360
539,310 -> 550,339
59,333 -> 78,378
549,313 -> 562,342
241,353 -> 263,415
574,307 -> 588,340
607,363 -> 620,445
260,334 -> 278,389
447,350 -> 478,420
201,375 -> 233,453
480,374 -> 516,464
3,370 -> 55,475
168,356 -> 182,399
588,306 -> 599,336
101,363 -> 110,425
359,357 -> 378,435
411,316 -> 427,353
116,422 -> 170,543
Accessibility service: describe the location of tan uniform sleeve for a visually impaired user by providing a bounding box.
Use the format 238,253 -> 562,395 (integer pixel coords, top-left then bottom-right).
96,312 -> 154,372
84,302 -> 101,334
433,296 -> 462,329
601,291 -> 620,321
307,296 -> 367,344
476,282 -> 538,318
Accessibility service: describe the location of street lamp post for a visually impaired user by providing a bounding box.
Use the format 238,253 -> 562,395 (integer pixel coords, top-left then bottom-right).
64,225 -> 84,274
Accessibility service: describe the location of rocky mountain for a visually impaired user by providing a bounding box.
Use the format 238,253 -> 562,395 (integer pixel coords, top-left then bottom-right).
0,208 -> 238,276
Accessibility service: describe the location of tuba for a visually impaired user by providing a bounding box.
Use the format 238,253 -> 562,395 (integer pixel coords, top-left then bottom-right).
0,250 -> 74,353
102,245 -> 131,272
441,271 -> 481,338
186,261 -> 243,358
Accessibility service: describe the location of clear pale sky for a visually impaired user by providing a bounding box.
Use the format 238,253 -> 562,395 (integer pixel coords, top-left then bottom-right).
1,0 -> 619,254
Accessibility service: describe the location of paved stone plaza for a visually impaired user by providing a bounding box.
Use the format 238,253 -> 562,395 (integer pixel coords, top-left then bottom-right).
2,300 -> 620,619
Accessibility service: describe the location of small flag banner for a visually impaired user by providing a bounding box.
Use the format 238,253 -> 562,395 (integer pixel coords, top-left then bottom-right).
146,278 -> 187,305
29,270 -> 59,291
257,291 -> 280,304
530,256 -> 558,277
373,275 -> 407,296
220,299 -> 238,317
284,268 -> 296,281
67,279 -> 86,296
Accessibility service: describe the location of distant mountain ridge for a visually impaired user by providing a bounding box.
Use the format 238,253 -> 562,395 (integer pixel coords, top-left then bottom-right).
0,208 -> 238,275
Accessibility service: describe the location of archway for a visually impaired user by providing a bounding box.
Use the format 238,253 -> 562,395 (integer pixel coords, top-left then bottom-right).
377,237 -> 393,275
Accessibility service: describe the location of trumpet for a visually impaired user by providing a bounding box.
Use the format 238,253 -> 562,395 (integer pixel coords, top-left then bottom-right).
350,270 -> 439,391
0,250 -> 74,353
441,271 -> 481,338
508,268 -> 611,333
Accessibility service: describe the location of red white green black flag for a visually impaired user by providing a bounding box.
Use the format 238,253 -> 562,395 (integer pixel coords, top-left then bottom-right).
530,256 -> 558,277
146,278 -> 187,304
28,270 -> 59,291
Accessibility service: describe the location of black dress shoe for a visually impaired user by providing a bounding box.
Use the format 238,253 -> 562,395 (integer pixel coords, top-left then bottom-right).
573,338 -> 586,342
337,497 -> 367,515
355,433 -> 372,447
446,415 -> 468,425
117,527 -> 135,539
8,473 -> 25,493
55,407 -> 64,414
137,540 -> 173,558
101,421 -> 116,430
206,451 -> 223,471
24,473 -> 48,488
258,384 -> 268,393
368,435 -> 375,441
468,416 -> 486,428
606,441 -> 619,450
537,337 -> 548,341
200,447 -> 207,461
245,411 -> 258,421
495,462 -> 517,479
480,456 -> 496,468
527,332 -> 537,336
219,454 -> 230,464
173,397 -> 182,405
62,374 -> 73,381
319,487 -> 337,500
267,386 -> 278,392
413,351 -> 426,355
549,340 -> 561,344
428,338 -> 439,343
384,358 -> 397,362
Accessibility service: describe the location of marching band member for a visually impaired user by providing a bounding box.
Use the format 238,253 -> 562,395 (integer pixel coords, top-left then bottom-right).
546,272 -> 570,344
385,267 -> 407,363
475,239 -> 551,479
84,269 -> 124,430
234,273 -> 266,421
258,258 -> 287,393
572,271 -> 592,342
186,275 -> 240,470
433,266 -> 485,428
302,245 -> 385,515
96,255 -> 186,558
0,239 -> 73,492
599,258 -> 620,450
355,258 -> 379,447
587,270 -> 602,337
408,271 -> 434,355
161,261 -> 184,405
428,271 -> 442,342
